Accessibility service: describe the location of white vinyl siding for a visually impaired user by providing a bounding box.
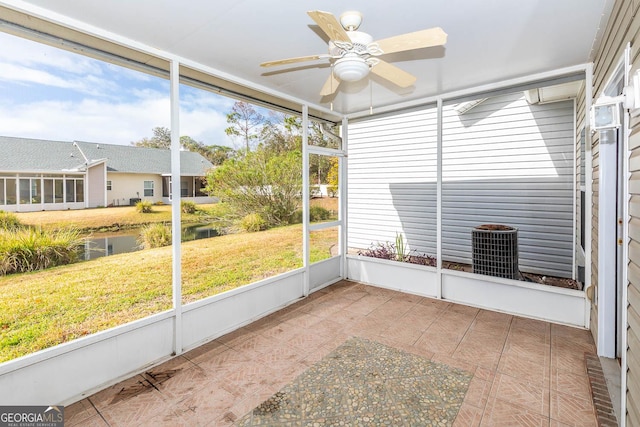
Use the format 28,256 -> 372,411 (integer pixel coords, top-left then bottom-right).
348,107 -> 438,256
348,91 -> 575,278
442,94 -> 575,277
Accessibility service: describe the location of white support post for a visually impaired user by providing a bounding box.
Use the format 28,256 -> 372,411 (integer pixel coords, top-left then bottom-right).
302,105 -> 310,297
169,59 -> 182,356
436,98 -> 443,299
340,116 -> 349,279
597,135 -> 617,357
572,98 -> 577,280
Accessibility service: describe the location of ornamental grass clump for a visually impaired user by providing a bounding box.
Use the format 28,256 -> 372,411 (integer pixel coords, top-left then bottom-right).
181,201 -> 197,214
0,211 -> 22,231
0,227 -> 83,275
239,213 -> 267,232
135,200 -> 153,213
139,223 -> 172,248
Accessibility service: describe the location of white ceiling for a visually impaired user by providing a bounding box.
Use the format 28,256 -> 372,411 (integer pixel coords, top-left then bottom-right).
0,0 -> 614,118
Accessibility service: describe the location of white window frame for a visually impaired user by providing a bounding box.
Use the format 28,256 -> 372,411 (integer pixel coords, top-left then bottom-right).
143,180 -> 154,197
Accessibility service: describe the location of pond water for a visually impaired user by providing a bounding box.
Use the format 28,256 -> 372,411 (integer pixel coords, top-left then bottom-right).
80,223 -> 219,260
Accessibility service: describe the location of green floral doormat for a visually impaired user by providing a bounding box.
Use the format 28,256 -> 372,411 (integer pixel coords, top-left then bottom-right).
235,336 -> 473,426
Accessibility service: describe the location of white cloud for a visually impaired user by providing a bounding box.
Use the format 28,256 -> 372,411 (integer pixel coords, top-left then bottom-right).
0,32 -> 239,147
0,32 -> 103,76
0,62 -> 122,97
0,94 -> 235,147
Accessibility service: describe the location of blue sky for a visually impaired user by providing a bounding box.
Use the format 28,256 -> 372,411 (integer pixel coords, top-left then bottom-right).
0,31 -> 237,147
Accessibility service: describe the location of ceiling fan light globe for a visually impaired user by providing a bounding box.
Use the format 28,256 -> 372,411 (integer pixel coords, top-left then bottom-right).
334,56 -> 370,82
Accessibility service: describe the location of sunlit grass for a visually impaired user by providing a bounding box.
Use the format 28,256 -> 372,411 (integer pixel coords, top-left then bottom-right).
0,224 -> 336,363
13,203 -> 224,232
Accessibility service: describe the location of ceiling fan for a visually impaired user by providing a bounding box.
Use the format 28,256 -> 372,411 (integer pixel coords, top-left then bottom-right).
260,10 -> 447,96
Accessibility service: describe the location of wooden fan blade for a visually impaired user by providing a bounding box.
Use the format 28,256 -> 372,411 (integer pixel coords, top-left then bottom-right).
320,72 -> 341,96
307,10 -> 351,42
375,27 -> 447,55
261,55 -> 325,67
370,60 -> 417,88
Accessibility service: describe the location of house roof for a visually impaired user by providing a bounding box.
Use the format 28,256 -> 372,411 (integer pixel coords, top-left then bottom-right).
0,136 -> 214,176
0,136 -> 87,173
74,141 -> 214,176
0,0 -> 615,120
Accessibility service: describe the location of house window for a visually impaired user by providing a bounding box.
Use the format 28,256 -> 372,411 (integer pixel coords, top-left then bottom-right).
181,178 -> 189,197
5,178 -> 16,205
106,180 -> 112,191
54,179 -> 63,203
144,180 -> 154,197
44,179 -> 54,203
65,178 -> 84,203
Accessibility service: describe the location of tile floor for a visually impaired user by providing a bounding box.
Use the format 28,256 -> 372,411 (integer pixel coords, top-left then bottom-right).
65,280 -> 600,426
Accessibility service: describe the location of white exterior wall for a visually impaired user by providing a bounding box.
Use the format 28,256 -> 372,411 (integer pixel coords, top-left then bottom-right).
348,92 -> 575,278
348,107 -> 438,255
107,173 -> 163,206
87,163 -> 106,208
442,94 -> 575,277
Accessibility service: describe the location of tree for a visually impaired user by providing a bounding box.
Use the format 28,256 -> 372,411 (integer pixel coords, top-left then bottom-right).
204,147 -> 302,227
225,101 -> 265,153
132,127 -> 235,165
259,112 -> 302,155
132,126 -> 171,149
204,145 -> 236,166
326,157 -> 339,197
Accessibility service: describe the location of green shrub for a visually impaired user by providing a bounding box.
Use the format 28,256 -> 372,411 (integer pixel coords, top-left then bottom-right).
0,227 -> 83,275
309,206 -> 331,222
290,209 -> 303,224
181,201 -> 197,214
0,211 -> 22,231
239,213 -> 267,232
138,223 -> 172,248
135,200 -> 153,213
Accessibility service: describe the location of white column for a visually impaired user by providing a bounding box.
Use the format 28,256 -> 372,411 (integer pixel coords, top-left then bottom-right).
436,98 -> 443,299
340,116 -> 348,279
302,105 -> 310,296
170,59 -> 183,355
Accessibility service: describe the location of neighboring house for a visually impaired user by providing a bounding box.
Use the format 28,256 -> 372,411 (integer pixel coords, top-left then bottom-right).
0,136 -> 215,212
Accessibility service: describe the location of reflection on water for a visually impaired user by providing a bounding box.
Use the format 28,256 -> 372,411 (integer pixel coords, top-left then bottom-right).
81,223 -> 219,260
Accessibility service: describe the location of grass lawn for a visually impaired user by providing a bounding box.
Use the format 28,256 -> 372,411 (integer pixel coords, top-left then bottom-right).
14,199 -> 338,232
0,224 -> 336,363
13,204 -> 224,232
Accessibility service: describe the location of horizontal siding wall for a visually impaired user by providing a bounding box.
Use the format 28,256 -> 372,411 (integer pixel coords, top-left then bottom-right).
348,107 -> 437,256
348,91 -> 576,278
592,0 -> 640,423
442,93 -> 575,277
